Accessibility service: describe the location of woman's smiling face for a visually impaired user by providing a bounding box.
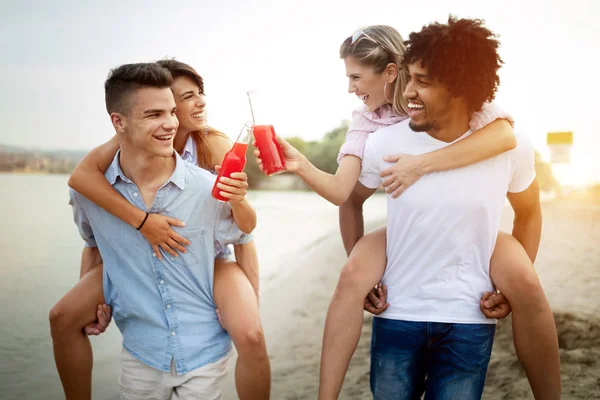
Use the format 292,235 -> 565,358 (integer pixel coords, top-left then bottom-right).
344,56 -> 394,112
170,75 -> 207,133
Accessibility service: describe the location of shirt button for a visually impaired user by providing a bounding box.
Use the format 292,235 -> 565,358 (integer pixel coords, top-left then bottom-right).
171,331 -> 176,336
159,280 -> 165,285
166,304 -> 171,309
133,193 -> 138,197
152,253 -> 156,258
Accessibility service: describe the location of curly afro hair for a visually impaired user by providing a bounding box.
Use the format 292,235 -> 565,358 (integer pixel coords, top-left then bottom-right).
402,16 -> 503,114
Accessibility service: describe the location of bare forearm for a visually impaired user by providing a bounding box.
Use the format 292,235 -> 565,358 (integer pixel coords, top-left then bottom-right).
507,180 -> 542,263
73,178 -> 146,228
80,247 -> 102,279
69,135 -> 119,188
234,240 -> 260,301
339,183 -> 375,256
421,119 -> 516,173
69,138 -> 146,228
297,156 -> 361,206
339,200 -> 365,256
230,200 -> 257,234
512,211 -> 542,263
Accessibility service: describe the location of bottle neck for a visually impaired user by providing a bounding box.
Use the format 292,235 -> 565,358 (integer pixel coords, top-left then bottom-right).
231,140 -> 249,159
233,122 -> 253,145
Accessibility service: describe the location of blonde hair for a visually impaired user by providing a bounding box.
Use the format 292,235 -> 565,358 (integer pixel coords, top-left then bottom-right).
339,25 -> 409,117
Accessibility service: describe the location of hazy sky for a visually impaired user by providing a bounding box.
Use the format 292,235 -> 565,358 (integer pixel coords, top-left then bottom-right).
1,0 -> 599,184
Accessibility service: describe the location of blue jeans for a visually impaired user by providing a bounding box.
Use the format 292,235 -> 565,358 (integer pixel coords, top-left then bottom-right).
370,318 -> 496,400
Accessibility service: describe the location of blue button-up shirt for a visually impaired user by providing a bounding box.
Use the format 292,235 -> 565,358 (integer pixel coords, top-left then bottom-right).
69,151 -> 252,374
181,133 -> 233,259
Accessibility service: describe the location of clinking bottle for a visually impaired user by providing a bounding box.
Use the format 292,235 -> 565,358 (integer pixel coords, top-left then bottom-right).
246,89 -> 287,176
211,122 -> 252,202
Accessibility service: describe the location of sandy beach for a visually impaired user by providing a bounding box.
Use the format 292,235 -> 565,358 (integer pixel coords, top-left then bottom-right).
223,193 -> 600,399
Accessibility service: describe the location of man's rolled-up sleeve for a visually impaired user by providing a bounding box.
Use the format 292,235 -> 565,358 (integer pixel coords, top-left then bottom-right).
214,203 -> 253,248
69,189 -> 97,248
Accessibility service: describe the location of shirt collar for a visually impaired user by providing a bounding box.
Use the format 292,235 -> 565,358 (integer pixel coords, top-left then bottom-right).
358,103 -> 405,125
106,149 -> 187,190
181,134 -> 196,163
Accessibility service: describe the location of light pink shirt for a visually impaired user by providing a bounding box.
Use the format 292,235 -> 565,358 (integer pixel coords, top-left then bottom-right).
337,102 -> 513,163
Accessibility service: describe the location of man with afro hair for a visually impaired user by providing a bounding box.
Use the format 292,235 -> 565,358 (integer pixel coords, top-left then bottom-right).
354,16 -> 549,399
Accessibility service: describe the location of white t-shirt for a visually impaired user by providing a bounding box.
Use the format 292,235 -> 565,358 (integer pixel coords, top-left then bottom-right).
359,119 -> 536,324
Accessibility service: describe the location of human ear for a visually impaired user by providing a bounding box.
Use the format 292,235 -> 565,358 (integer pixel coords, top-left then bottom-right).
110,112 -> 126,133
386,62 -> 398,83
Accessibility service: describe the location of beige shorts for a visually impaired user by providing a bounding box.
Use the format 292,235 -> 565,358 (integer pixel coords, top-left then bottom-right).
119,347 -> 231,400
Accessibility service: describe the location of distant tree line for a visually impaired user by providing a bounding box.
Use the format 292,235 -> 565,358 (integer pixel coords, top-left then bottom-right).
0,152 -> 78,173
2,123 -> 559,192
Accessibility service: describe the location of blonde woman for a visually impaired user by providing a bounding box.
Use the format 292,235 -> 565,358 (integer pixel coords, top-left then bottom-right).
255,25 -> 559,400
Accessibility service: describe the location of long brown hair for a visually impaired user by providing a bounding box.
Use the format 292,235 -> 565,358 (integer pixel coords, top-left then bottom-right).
155,58 -> 228,170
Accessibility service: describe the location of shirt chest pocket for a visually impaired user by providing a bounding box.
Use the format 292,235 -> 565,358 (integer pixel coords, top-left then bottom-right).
175,228 -> 212,271
180,228 -> 202,239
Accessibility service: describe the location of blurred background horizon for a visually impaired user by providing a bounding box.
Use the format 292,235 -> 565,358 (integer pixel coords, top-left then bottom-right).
1,0 -> 599,187
2,2 -> 600,398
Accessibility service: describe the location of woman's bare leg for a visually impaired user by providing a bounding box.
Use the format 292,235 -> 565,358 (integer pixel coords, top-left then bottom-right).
49,264 -> 105,400
490,232 -> 561,399
319,227 -> 387,400
213,259 -> 270,400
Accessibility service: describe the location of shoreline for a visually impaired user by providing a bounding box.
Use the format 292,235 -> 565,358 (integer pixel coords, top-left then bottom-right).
222,218 -> 387,398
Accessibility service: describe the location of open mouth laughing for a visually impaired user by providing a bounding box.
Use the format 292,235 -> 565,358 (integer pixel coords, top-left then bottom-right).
191,111 -> 205,121
154,133 -> 174,142
407,102 -> 425,117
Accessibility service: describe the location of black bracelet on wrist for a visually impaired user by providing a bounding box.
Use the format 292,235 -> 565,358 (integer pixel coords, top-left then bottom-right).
137,212 -> 150,231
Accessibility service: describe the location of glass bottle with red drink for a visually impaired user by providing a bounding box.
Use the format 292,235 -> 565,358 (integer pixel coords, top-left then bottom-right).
247,90 -> 287,176
211,122 -> 252,202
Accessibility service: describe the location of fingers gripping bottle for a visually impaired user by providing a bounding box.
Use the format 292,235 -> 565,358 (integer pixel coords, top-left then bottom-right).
247,90 -> 286,176
211,122 -> 252,202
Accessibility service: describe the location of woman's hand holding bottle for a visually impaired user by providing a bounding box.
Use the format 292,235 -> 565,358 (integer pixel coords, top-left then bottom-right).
253,136 -> 305,174
213,166 -> 250,203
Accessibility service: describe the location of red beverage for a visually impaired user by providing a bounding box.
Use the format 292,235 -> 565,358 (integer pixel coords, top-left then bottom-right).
211,142 -> 248,202
212,122 -> 252,202
253,125 -> 286,176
